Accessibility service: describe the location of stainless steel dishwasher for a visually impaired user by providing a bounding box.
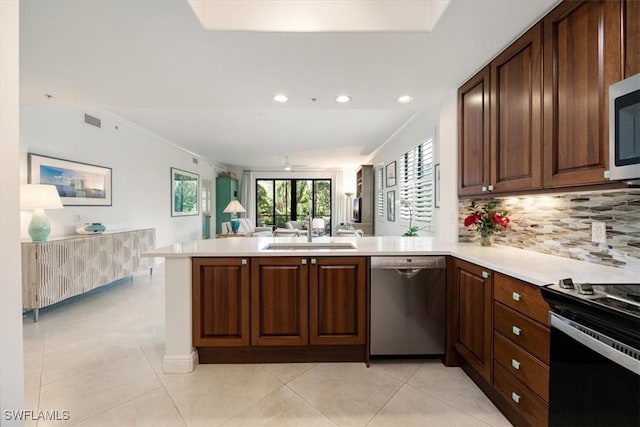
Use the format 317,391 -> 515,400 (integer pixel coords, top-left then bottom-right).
370,256 -> 446,356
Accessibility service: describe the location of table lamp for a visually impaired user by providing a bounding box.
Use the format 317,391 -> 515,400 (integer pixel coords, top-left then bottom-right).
20,184 -> 63,242
223,200 -> 246,234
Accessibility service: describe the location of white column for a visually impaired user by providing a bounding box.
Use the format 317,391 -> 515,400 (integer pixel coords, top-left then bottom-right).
163,257 -> 198,373
1,1 -> 25,424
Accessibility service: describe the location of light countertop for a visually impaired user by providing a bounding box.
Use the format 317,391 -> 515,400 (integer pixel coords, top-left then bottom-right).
146,236 -> 639,287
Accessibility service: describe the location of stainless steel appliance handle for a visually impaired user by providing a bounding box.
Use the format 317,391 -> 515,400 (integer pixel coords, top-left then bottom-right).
550,312 -> 640,375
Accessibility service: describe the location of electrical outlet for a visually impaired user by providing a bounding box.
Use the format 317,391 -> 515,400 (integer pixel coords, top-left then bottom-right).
591,221 -> 607,243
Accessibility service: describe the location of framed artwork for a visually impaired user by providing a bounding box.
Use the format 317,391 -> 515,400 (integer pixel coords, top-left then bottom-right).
28,153 -> 112,206
385,161 -> 396,187
171,168 -> 200,216
387,190 -> 395,222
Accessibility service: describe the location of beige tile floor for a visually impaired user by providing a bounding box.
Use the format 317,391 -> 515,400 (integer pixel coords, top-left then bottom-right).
23,266 -> 512,427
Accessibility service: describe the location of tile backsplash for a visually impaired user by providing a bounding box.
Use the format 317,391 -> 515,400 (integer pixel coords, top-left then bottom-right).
458,189 -> 640,271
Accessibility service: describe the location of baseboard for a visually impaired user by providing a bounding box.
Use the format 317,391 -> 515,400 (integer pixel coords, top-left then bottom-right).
163,350 -> 198,373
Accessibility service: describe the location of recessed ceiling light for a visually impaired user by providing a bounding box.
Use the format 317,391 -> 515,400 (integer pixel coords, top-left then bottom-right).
273,94 -> 288,103
336,95 -> 351,104
396,95 -> 414,104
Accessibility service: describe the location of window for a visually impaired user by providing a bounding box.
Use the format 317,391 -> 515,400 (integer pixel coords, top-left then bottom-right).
377,166 -> 384,216
256,179 -> 332,233
399,136 -> 435,231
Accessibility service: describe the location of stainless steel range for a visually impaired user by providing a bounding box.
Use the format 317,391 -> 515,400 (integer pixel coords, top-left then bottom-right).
541,280 -> 640,426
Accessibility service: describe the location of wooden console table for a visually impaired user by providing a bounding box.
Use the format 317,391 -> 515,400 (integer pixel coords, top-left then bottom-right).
21,228 -> 155,321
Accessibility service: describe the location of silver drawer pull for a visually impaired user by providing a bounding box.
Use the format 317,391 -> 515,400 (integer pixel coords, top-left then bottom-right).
482,271 -> 489,279
511,359 -> 521,370
512,292 -> 521,302
511,392 -> 521,404
301,259 -> 307,264
311,258 -> 317,264
241,259 -> 248,265
512,326 -> 521,336
481,186 -> 488,192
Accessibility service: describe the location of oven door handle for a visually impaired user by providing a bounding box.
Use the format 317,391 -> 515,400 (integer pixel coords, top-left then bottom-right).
550,312 -> 640,375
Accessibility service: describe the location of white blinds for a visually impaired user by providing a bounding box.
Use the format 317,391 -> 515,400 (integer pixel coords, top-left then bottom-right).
399,137 -> 435,230
377,166 -> 384,216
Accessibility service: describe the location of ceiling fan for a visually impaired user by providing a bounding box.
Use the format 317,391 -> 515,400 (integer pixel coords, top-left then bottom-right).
282,156 -> 306,171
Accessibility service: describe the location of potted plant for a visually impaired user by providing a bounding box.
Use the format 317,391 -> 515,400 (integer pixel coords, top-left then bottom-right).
401,199 -> 423,236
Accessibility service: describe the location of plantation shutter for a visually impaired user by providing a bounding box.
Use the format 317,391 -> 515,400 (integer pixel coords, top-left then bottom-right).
377,166 -> 384,216
399,136 -> 435,231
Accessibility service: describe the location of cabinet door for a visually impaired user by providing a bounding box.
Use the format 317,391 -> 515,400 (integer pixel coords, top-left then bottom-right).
543,0 -> 622,187
251,257 -> 308,346
624,0 -> 640,77
490,23 -> 543,193
451,259 -> 493,382
309,257 -> 367,345
192,258 -> 250,347
459,66 -> 491,196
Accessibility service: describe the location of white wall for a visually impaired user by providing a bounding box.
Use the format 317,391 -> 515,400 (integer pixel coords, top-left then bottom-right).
1,1 -> 25,424
368,94 -> 458,241
20,108 -> 217,247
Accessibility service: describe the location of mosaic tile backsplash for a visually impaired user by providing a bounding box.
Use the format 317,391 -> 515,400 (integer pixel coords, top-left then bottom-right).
458,189 -> 640,271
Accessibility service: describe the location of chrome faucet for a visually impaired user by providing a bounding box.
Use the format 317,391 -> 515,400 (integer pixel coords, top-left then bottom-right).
306,212 -> 313,242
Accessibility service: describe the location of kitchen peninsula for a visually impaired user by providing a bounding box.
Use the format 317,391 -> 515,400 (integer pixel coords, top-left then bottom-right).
146,236 -> 638,374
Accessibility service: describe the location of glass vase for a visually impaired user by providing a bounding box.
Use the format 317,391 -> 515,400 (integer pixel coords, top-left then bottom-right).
478,233 -> 494,247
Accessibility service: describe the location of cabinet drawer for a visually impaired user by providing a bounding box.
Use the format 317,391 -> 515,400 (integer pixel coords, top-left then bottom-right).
494,273 -> 549,325
494,331 -> 549,402
494,362 -> 548,427
494,302 -> 550,364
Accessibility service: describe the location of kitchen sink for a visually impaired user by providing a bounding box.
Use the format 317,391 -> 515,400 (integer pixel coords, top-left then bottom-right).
263,242 -> 356,250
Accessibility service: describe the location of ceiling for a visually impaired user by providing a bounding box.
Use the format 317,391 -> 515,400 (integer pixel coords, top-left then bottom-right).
19,0 -> 558,171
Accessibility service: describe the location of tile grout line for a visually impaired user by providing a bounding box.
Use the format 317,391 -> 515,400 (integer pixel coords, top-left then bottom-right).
283,382 -> 341,427
403,369 -> 509,427
123,276 -> 190,427
362,361 -> 425,426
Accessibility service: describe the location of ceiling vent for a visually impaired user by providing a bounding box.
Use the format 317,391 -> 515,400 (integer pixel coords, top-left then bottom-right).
83,113 -> 101,128
192,157 -> 199,164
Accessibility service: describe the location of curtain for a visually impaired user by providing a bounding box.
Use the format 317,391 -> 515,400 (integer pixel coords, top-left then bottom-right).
240,170 -> 254,221
334,169 -> 345,225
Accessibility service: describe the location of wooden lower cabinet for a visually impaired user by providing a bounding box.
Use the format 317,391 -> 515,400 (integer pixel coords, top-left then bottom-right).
449,258 -> 493,382
251,257 -> 308,346
193,256 -> 368,364
494,362 -> 549,427
192,257 -> 250,347
450,260 -> 551,427
310,257 -> 367,345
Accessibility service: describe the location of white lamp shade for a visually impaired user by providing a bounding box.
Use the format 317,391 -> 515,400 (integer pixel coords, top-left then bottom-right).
20,184 -> 63,210
223,200 -> 246,214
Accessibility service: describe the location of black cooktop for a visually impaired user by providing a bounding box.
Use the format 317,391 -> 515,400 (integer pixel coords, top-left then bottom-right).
541,282 -> 640,350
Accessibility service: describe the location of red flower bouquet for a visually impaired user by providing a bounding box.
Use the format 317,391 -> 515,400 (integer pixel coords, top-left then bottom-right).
463,200 -> 510,246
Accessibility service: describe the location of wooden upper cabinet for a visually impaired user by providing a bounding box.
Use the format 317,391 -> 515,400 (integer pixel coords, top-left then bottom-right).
309,257 -> 367,345
624,0 -> 640,77
459,66 -> 491,196
251,257 -> 309,346
192,258 -> 250,347
490,23 -> 543,192
543,0 -> 622,187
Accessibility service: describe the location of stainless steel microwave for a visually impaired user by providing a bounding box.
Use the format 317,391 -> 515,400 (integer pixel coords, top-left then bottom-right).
607,73 -> 640,184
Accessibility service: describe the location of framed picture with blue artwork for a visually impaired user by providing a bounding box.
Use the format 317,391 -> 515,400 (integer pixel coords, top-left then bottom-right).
28,153 -> 112,206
